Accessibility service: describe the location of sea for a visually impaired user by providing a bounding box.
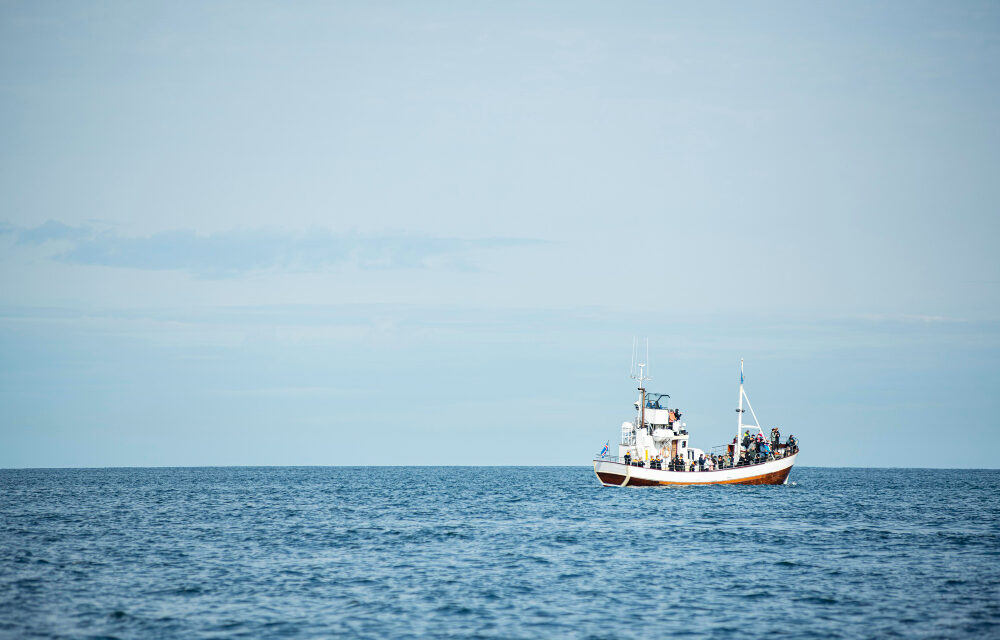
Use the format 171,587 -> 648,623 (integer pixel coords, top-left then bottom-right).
1,466 -> 997,639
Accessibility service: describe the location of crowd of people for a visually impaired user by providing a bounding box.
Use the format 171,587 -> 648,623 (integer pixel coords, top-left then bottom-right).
621,429 -> 798,472
730,428 -> 799,467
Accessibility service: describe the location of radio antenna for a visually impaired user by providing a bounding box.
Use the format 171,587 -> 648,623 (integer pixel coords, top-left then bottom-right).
630,336 -> 637,378
630,338 -> 651,388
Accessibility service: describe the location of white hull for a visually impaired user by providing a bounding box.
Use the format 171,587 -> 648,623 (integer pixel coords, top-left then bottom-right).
594,453 -> 797,486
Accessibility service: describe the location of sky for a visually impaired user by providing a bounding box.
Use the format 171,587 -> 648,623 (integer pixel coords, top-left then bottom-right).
1,1 -> 998,468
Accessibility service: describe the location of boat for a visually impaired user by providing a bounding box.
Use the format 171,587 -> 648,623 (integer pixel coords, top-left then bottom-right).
593,349 -> 798,486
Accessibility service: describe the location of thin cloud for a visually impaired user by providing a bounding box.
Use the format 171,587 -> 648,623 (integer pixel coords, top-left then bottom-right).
1,221 -> 542,277
13,220 -> 93,245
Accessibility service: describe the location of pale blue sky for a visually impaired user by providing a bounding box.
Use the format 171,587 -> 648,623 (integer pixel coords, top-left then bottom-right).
1,1 -> 998,467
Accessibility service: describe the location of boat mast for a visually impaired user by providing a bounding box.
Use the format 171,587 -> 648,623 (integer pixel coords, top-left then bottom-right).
736,358 -> 745,460
631,338 -> 651,441
638,363 -> 646,432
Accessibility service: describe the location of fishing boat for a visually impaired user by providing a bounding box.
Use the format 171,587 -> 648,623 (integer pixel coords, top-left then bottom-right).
593,349 -> 798,486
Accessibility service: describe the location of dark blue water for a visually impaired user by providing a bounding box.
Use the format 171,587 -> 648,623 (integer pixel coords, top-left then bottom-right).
1,467 -> 998,639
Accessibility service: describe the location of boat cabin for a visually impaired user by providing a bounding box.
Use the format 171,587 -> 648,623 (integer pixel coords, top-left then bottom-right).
619,390 -> 691,464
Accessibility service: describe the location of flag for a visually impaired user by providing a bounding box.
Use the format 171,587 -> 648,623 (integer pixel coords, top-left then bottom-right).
598,441 -> 610,457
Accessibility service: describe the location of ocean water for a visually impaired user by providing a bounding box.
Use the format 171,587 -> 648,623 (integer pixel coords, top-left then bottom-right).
1,467 -> 997,639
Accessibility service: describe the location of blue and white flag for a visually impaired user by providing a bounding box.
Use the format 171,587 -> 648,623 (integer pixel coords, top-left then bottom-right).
598,441 -> 610,457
